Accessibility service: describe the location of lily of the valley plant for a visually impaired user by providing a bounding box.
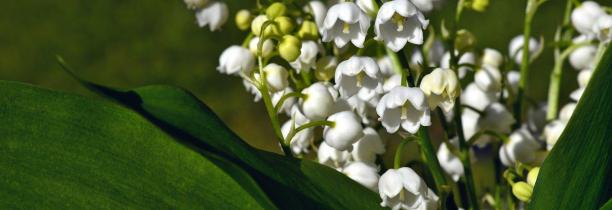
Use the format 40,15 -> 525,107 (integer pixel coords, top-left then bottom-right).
184,0 -> 611,209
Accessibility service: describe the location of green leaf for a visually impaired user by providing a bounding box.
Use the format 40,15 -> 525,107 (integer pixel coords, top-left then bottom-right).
0,81 -> 276,209
528,46 -> 612,209
59,61 -> 385,209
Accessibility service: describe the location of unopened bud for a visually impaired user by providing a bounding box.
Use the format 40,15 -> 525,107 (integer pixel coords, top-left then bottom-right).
266,2 -> 287,19
235,10 -> 252,31
471,0 -> 489,12
274,16 -> 295,35
298,20 -> 319,40
512,181 -> 533,202
279,35 -> 302,62
315,56 -> 337,81
251,15 -> 279,37
527,167 -> 540,186
455,29 -> 476,53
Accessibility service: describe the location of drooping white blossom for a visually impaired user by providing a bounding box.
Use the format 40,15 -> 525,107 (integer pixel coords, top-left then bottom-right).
351,127 -> 385,164
272,88 -> 297,116
420,68 -> 461,112
437,138 -> 464,181
461,83 -> 496,111
481,48 -> 503,68
377,86 -> 431,134
343,161 -> 380,191
318,141 -> 352,169
195,1 -> 229,31
569,45 -> 597,70
249,36 -> 275,58
305,1 -> 328,33
217,45 -> 255,75
441,51 -> 476,79
543,120 -> 565,150
301,82 -> 335,120
263,63 -> 289,92
335,56 -> 383,99
410,0 -> 434,13
374,0 -> 429,52
509,35 -> 541,65
474,66 -> 502,93
324,111 -> 364,151
322,2 -> 371,48
378,167 -> 439,210
281,109 -> 315,155
593,14 -> 612,43
290,40 -> 321,72
499,128 -> 541,166
571,1 -> 605,36
356,0 -> 378,16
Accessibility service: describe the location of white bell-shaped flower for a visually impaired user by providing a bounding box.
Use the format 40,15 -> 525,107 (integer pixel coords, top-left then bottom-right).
570,87 -> 585,102
440,51 -> 476,79
569,45 -> 597,70
474,66 -> 503,92
543,120 -> 566,150
374,0 -> 429,52
527,103 -> 548,134
343,161 -> 380,191
305,1 -> 328,33
509,35 -> 541,65
378,56 -> 397,77
272,88 -> 297,116
263,63 -> 289,92
184,0 -> 208,10
324,111 -> 365,151
195,1 -> 229,31
335,56 -> 383,99
461,108 -> 481,141
419,68 -> 461,112
290,40 -> 320,72
571,1 -> 605,36
218,46 -> 255,75
242,74 -> 262,102
378,167 -> 439,210
248,36 -> 275,58
352,127 -> 385,164
322,2 -> 370,48
383,74 -> 403,93
461,83 -> 497,111
377,87 -> 431,134
356,0 -> 377,16
481,48 -> 503,68
593,14 -> 612,43
410,0 -> 434,13
559,103 -> 577,123
476,103 -> 515,146
578,69 -> 593,88
505,70 -> 520,95
318,141 -> 352,169
499,128 -> 541,166
437,138 -> 464,181
301,82 -> 335,120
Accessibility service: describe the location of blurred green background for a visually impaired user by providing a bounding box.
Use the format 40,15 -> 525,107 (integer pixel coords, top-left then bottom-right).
0,0 -> 598,153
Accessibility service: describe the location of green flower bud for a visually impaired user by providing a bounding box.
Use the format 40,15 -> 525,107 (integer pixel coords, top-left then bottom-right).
279,35 -> 302,62
274,16 -> 295,35
454,29 -> 476,53
512,181 -> 533,202
266,2 -> 286,19
235,10 -> 252,31
251,15 -> 279,37
527,167 -> 540,186
471,0 -> 489,12
315,56 -> 337,81
298,20 -> 319,40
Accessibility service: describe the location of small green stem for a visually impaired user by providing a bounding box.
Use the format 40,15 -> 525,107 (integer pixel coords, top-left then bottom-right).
546,42 -> 589,121
386,47 -> 408,86
515,0 -> 539,127
417,127 -> 448,193
284,120 -> 335,145
273,92 -> 305,113
467,130 -> 508,146
453,98 -> 479,210
393,138 -> 412,169
300,70 -> 312,86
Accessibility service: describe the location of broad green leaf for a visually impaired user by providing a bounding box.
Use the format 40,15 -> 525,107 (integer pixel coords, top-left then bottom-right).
60,62 -> 385,209
528,46 -> 612,209
0,81 -> 276,209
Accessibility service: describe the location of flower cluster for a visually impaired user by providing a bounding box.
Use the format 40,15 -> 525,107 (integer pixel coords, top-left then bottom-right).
184,0 -> 610,209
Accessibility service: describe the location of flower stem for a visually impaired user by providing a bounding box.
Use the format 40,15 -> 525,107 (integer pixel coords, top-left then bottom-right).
417,127 -> 448,193
546,42 -> 589,121
453,98 -> 480,210
515,0 -> 540,126
273,91 -> 305,113
284,120 -> 335,145
393,139 -> 410,169
386,47 -> 410,86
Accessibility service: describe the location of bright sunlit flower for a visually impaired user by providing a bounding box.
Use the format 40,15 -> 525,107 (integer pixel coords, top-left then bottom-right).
290,40 -> 320,72
474,66 -> 502,92
263,63 -> 289,92
249,36 -> 275,58
569,45 -> 597,70
301,82 -> 335,120
571,1 -> 605,36
343,161 -> 380,191
356,0 -> 377,16
374,0 -> 429,52
543,120 -> 566,150
481,48 -> 503,68
499,128 -> 540,166
437,138 -> 464,181
195,1 -> 229,31
335,56 -> 383,99
419,68 -> 461,113
377,86 -> 431,134
324,111 -> 365,151
508,35 -> 540,65
351,127 -> 385,164
305,1 -> 328,34
593,14 -> 612,43
318,141 -> 351,169
217,45 -> 254,75
322,2 -> 371,48
378,167 -> 439,210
